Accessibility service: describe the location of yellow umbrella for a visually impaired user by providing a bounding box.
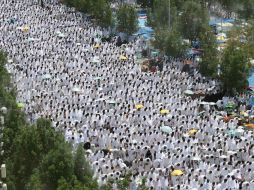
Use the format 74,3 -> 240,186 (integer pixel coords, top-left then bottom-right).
160,109 -> 170,114
120,55 -> 127,60
17,103 -> 25,108
217,36 -> 225,41
240,111 -> 248,117
171,169 -> 184,176
22,26 -> 29,32
188,129 -> 198,136
135,104 -> 144,109
93,44 -> 101,48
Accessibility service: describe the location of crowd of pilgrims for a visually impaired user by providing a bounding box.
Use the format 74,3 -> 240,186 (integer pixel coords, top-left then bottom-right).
0,0 -> 254,189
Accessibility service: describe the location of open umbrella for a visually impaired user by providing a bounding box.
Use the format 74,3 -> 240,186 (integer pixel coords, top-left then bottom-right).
225,103 -> 235,108
184,90 -> 194,95
135,104 -> 144,109
199,102 -> 209,105
171,169 -> 184,176
72,87 -> 81,93
28,37 -> 40,42
188,129 -> 198,136
22,26 -> 29,32
191,156 -> 201,161
92,57 -> 100,63
244,123 -> 254,129
7,59 -> 13,63
93,44 -> 101,48
198,111 -> 206,116
235,128 -> 244,133
219,155 -> 228,159
160,126 -> 172,134
58,33 -> 66,38
240,111 -> 249,117
93,77 -> 102,80
42,74 -> 51,80
120,55 -> 128,60
17,103 -> 24,108
160,109 -> 170,114
227,151 -> 237,155
108,100 -> 116,106
86,149 -> 92,154
227,129 -> 238,137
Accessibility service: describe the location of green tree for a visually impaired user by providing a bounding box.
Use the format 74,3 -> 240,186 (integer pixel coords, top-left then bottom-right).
221,40 -> 251,95
74,144 -> 96,187
25,169 -> 44,190
244,22 -> 254,59
91,0 -> 112,28
137,0 -> 153,8
39,143 -> 74,190
74,145 -> 87,182
10,125 -> 44,189
116,4 -> 138,35
179,0 -> 209,41
153,28 -> 188,58
73,0 -> 93,13
239,0 -> 254,20
57,176 -> 90,190
199,25 -> 219,77
148,0 -> 177,29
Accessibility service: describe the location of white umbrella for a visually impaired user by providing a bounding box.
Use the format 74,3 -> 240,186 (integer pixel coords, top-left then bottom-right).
217,32 -> 227,37
56,31 -> 66,37
72,87 -> 81,92
199,102 -> 209,105
92,57 -> 100,63
86,149 -> 92,154
191,156 -> 201,161
42,74 -> 51,80
227,151 -> 237,155
93,77 -> 102,80
184,90 -> 194,95
160,126 -> 173,134
235,128 -> 244,133
58,33 -> 66,38
219,155 -> 228,159
28,37 -> 40,42
7,59 -> 13,63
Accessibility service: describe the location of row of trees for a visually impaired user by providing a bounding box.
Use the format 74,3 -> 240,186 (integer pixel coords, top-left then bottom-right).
62,0 -> 138,35
137,0 -> 254,20
146,0 -> 254,95
0,51 -> 98,190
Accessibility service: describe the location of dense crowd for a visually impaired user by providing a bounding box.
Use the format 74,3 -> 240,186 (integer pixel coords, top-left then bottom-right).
0,0 -> 253,190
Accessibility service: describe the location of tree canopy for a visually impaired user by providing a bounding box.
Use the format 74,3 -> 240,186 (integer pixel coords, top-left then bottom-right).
220,40 -> 251,95
179,0 -> 209,41
62,0 -> 112,28
198,25 -> 219,77
153,28 -> 188,58
116,4 -> 138,35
